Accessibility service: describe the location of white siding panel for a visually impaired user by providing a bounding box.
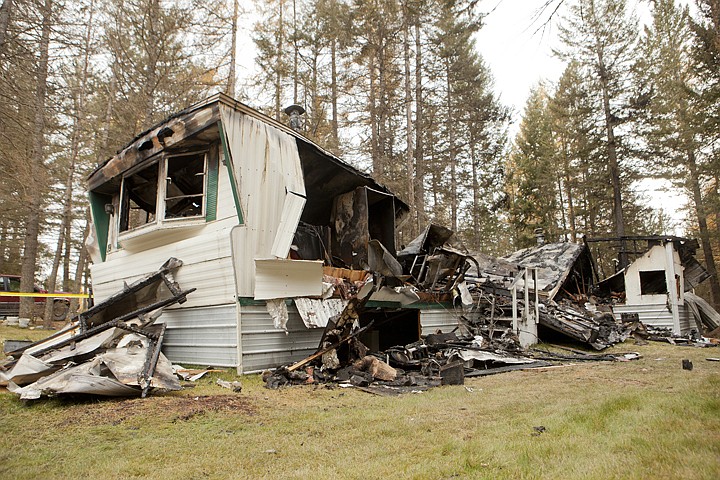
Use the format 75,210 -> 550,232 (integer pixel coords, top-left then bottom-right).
216,157 -> 239,222
220,106 -> 306,298
254,259 -> 323,300
239,303 -> 323,373
271,191 -> 306,258
91,221 -> 236,307
419,307 -> 464,336
230,225 -> 254,298
162,304 -> 238,367
613,303 -> 691,334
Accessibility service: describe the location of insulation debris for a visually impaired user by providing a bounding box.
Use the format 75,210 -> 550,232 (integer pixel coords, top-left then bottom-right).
0,258 -> 194,400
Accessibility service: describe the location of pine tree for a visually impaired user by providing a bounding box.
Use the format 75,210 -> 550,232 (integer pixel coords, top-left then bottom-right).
557,0 -> 640,266
638,0 -> 720,306
507,85 -> 560,248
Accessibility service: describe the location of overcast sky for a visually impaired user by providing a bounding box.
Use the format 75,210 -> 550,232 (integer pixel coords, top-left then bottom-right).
475,1 -> 567,118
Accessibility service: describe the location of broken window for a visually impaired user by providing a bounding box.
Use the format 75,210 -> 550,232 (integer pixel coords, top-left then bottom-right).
639,270 -> 667,295
120,162 -> 159,232
164,152 -> 206,220
119,151 -> 208,233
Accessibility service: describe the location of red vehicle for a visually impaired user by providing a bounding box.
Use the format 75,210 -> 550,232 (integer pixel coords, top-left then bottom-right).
0,274 -> 70,321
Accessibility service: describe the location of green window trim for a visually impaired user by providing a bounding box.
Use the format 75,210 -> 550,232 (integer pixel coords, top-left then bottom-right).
217,120 -> 244,224
88,191 -> 112,262
205,144 -> 219,222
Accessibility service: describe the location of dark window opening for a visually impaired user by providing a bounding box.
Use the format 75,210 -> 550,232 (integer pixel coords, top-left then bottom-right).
120,163 -> 159,232
291,222 -> 332,262
165,152 -> 206,219
639,270 -> 667,295
359,309 -> 420,352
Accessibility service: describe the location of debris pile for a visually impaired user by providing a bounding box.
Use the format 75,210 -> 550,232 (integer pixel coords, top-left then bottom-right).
263,284 -> 604,394
462,242 -> 634,350
0,258 -> 195,400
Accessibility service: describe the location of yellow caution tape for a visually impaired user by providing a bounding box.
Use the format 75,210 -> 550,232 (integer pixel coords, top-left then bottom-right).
0,292 -> 91,299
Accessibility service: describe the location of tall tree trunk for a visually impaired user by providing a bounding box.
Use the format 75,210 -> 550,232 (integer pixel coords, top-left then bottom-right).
0,221 -> 6,272
564,167 -> 577,242
446,59 -> 457,232
275,0 -> 284,120
99,76 -> 116,161
69,212 -> 91,316
377,37 -> 388,171
330,37 -> 338,149
470,134 -> 478,237
403,1 -> 414,235
292,0 -> 298,104
43,0 -> 94,325
0,0 -> 12,55
369,55 -> 381,176
591,0 -> 627,265
413,22 -> 425,231
687,149 -> 720,307
556,174 -> 567,240
20,0 -> 51,321
227,0 -> 238,97
62,220 -> 71,290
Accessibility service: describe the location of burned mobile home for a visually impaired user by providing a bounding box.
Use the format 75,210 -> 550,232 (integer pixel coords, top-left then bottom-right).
85,94 -> 468,373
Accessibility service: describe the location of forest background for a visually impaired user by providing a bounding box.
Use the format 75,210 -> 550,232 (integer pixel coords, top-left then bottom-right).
1,0 -> 719,319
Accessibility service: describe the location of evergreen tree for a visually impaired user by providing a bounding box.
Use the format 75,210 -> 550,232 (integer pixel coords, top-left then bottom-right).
507,85 -> 559,248
557,0 -> 641,266
638,0 -> 720,306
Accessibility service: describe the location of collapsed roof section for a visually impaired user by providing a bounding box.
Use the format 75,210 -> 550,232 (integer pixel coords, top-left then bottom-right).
499,242 -> 595,302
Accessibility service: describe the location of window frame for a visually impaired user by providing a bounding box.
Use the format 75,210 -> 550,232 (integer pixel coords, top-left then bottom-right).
162,150 -> 208,223
119,159 -> 161,234
118,149 -> 209,237
639,270 -> 668,296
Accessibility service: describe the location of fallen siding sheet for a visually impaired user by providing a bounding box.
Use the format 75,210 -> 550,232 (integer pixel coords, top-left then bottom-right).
1,259 -> 191,399
254,258 -> 323,300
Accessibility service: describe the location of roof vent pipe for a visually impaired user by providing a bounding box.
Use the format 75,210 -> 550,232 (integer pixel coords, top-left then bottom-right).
534,228 -> 545,246
284,104 -> 305,132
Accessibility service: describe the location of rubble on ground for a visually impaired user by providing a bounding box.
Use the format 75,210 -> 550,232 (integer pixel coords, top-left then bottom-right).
0,258 -> 195,400
263,277 -> 641,394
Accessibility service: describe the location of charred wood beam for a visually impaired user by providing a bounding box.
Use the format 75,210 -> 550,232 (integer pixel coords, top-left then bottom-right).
287,320 -> 375,372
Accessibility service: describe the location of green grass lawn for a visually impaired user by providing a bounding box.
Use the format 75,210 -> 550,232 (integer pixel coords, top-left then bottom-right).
1,325 -> 719,480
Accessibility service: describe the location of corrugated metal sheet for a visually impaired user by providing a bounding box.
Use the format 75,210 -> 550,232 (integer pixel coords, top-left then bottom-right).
220,105 -> 306,298
239,302 -> 323,373
419,307 -> 464,336
162,304 -> 238,367
254,259 -> 323,300
613,303 -> 691,334
294,298 -> 348,328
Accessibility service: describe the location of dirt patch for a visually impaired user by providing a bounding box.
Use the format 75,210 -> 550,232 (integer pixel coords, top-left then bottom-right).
57,394 -> 256,427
